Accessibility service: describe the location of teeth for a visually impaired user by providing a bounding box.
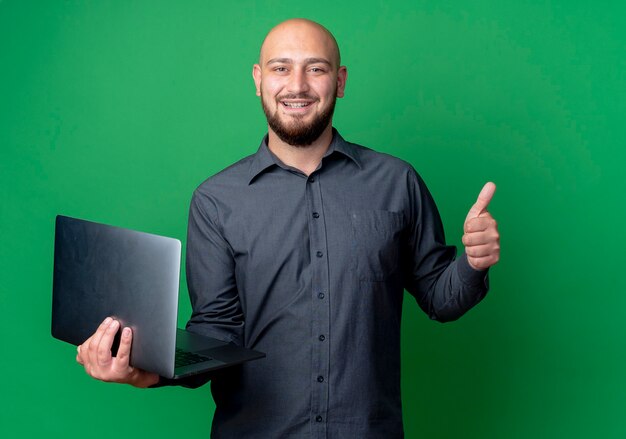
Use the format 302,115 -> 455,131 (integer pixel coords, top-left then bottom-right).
283,102 -> 309,108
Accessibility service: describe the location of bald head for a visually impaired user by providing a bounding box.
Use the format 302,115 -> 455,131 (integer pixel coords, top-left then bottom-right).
259,19 -> 341,69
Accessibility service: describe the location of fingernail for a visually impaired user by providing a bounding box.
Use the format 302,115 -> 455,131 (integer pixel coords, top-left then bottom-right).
123,327 -> 131,337
104,317 -> 112,324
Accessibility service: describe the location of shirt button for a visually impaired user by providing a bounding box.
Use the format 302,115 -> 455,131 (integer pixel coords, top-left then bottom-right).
316,415 -> 323,422
309,177 -> 316,183
316,251 -> 323,258
317,375 -> 324,383
319,334 -> 325,341
312,212 -> 320,218
318,292 -> 325,299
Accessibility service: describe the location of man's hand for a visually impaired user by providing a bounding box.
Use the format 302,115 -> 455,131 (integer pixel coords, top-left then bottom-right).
462,182 -> 500,271
76,317 -> 159,388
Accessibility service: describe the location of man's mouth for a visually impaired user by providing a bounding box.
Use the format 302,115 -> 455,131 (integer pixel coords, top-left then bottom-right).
281,101 -> 313,108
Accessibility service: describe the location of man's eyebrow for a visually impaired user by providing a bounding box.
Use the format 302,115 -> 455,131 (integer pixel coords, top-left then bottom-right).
266,58 -> 292,65
303,58 -> 332,66
266,57 -> 332,66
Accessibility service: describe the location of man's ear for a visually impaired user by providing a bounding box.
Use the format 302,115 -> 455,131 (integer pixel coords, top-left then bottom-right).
336,66 -> 347,98
252,64 -> 262,96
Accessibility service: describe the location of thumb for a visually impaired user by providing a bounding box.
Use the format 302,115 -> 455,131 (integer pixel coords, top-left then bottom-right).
465,182 -> 496,221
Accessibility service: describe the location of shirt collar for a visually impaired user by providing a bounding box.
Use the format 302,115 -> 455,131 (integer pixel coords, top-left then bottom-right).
247,128 -> 362,184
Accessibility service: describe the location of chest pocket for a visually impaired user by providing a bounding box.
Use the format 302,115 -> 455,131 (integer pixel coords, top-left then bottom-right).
350,210 -> 405,282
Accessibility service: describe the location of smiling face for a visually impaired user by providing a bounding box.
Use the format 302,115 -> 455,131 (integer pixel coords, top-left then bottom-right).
253,19 -> 347,146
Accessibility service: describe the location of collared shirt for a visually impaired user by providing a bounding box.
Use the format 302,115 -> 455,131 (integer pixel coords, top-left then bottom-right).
182,129 -> 488,438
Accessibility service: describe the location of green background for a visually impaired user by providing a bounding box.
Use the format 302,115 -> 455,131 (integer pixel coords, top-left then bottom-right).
1,1 -> 625,437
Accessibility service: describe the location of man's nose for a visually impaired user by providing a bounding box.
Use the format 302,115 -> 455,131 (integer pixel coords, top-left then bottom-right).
287,69 -> 309,94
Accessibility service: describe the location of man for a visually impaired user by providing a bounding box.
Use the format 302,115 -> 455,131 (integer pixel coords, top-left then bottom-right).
76,18 -> 500,438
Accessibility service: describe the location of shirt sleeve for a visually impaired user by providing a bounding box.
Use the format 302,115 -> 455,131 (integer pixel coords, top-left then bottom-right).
185,188 -> 245,343
403,169 -> 489,322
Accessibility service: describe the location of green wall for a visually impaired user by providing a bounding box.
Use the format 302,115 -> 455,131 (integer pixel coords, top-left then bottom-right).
2,1 -> 625,437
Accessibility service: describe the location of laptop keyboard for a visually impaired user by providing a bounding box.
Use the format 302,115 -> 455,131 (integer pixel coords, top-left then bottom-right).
175,348 -> 213,368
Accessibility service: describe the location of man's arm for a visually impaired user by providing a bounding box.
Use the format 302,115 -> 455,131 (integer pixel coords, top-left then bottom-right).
185,188 -> 245,344
403,172 -> 500,322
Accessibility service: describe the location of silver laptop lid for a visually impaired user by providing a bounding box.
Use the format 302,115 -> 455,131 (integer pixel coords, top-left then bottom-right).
51,215 -> 180,377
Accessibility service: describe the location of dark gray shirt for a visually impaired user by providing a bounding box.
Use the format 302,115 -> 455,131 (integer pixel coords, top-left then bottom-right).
179,129 -> 488,438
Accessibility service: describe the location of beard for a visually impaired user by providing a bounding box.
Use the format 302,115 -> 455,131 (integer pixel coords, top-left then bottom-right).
261,92 -> 337,147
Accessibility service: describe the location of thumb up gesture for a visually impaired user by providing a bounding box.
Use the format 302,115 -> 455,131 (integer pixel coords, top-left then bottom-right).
462,182 -> 500,270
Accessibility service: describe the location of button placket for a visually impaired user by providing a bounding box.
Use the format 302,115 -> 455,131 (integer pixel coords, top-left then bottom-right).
306,174 -> 330,437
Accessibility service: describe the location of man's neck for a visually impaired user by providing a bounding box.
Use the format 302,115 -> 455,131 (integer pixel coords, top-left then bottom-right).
267,125 -> 334,176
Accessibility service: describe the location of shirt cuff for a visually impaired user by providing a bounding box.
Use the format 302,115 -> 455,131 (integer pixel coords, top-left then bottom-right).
457,252 -> 489,287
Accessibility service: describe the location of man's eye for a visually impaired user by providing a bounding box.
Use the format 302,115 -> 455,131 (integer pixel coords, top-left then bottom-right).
274,67 -> 288,72
309,67 -> 325,73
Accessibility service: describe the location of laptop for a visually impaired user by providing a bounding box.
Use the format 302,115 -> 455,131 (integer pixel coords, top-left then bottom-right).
51,215 -> 265,379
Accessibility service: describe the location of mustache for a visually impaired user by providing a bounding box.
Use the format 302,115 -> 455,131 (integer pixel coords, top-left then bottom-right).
276,94 -> 319,101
